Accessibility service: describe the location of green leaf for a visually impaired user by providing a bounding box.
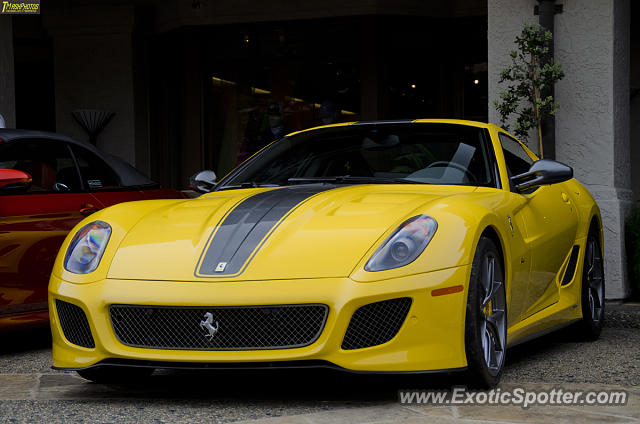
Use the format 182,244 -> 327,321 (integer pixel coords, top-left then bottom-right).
493,23 -> 564,133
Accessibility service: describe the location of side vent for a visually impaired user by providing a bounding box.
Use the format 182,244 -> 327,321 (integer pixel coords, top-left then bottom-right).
561,246 -> 580,286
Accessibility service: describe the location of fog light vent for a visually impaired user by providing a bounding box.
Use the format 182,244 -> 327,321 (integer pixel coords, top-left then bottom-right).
56,300 -> 95,349
342,297 -> 412,350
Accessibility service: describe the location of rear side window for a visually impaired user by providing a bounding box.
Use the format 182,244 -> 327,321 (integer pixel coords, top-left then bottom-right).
498,133 -> 534,177
70,145 -> 121,190
0,139 -> 81,193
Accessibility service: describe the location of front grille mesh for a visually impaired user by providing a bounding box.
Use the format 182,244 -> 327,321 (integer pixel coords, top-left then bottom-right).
342,297 -> 412,350
55,300 -> 95,349
110,304 -> 328,350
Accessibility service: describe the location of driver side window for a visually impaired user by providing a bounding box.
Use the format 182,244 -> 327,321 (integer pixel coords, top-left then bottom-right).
0,139 -> 82,193
498,133 -> 534,178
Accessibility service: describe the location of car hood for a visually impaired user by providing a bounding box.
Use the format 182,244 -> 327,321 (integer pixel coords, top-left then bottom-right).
107,184 -> 476,281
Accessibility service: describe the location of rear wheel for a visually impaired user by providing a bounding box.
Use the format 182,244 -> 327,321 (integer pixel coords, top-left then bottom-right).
77,366 -> 154,384
575,228 -> 605,340
464,237 -> 507,388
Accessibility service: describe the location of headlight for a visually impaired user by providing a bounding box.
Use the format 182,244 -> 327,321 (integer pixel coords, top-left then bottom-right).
365,215 -> 437,272
64,221 -> 112,274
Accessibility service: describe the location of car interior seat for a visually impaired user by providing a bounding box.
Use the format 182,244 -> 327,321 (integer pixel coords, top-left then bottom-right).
14,161 -> 57,191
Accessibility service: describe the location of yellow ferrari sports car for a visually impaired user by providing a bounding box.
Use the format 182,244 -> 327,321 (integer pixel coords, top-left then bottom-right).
49,119 -> 604,388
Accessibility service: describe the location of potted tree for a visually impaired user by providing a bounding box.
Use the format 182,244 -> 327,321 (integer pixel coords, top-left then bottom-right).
494,24 -> 564,157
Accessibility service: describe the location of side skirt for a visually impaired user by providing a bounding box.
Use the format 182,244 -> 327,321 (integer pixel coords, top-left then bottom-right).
507,318 -> 580,349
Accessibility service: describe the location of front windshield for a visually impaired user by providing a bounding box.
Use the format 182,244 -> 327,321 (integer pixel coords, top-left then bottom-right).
219,123 -> 495,189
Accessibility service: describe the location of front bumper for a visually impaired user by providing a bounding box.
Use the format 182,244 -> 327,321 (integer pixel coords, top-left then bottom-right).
49,265 -> 470,372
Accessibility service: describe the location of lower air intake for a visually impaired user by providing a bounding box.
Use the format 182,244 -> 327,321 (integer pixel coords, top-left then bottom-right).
341,297 -> 412,350
55,300 -> 95,349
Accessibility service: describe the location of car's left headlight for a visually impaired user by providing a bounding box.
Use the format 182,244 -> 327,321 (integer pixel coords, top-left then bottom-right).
64,221 -> 112,274
365,215 -> 438,272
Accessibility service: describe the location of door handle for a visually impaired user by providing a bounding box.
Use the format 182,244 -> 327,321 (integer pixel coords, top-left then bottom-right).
80,204 -> 99,216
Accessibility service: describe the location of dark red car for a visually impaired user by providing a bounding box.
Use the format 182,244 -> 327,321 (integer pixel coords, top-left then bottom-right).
0,129 -> 184,331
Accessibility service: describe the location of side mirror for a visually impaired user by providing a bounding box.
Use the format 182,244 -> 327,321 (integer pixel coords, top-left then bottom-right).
0,169 -> 32,191
189,170 -> 217,193
511,159 -> 573,192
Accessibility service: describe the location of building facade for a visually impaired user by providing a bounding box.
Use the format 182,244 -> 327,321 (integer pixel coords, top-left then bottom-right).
0,0 -> 637,298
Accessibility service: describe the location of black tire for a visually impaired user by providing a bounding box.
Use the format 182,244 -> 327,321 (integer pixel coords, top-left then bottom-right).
464,236 -> 507,389
77,366 -> 154,384
575,227 -> 605,340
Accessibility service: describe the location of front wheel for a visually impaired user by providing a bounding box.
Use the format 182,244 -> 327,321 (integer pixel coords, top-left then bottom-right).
464,237 -> 507,388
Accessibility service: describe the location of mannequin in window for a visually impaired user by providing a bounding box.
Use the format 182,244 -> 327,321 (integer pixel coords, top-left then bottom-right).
237,102 -> 290,164
254,103 -> 289,150
264,103 -> 289,141
318,101 -> 339,125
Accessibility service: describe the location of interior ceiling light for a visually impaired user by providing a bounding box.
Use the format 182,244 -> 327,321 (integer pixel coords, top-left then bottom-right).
251,87 -> 271,95
212,77 -> 237,87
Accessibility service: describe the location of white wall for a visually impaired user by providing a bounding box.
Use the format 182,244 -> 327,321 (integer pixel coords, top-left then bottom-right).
488,0 -> 537,149
489,0 -> 632,298
632,96 -> 640,202
43,6 -> 137,166
554,0 -> 631,299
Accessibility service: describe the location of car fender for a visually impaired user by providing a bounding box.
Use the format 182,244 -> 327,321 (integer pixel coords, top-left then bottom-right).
350,191 -> 514,286
50,199 -> 186,284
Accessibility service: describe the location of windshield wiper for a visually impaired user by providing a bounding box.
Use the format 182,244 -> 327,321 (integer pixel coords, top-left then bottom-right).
287,176 -> 423,185
217,182 -> 281,191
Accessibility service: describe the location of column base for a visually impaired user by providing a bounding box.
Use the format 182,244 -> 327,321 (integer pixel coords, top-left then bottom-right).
587,186 -> 634,299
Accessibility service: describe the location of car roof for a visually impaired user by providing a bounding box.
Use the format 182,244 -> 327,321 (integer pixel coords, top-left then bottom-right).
0,129 -> 155,187
284,119 -> 496,138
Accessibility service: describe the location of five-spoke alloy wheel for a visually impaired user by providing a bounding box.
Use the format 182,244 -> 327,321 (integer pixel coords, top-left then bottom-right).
576,226 -> 605,340
464,236 -> 507,388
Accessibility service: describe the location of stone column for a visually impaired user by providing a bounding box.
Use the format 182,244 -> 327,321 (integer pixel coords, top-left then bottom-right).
631,3 -> 640,202
0,16 -> 16,128
554,0 -> 631,299
489,0 -> 632,298
488,0 -> 536,129
43,6 -> 138,166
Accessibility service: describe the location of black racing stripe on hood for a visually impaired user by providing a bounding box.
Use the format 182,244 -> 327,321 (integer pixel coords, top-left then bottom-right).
196,185 -> 336,277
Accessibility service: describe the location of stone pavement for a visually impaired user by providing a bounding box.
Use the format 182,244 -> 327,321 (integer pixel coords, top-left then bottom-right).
233,382 -> 640,424
0,373 -> 638,423
0,303 -> 638,423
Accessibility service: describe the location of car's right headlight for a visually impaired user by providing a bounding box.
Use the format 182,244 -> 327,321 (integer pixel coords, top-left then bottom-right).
365,215 -> 438,272
64,221 -> 112,274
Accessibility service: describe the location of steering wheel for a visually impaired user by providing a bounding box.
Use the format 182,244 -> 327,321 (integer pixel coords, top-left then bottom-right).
53,182 -> 71,192
426,161 -> 476,183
